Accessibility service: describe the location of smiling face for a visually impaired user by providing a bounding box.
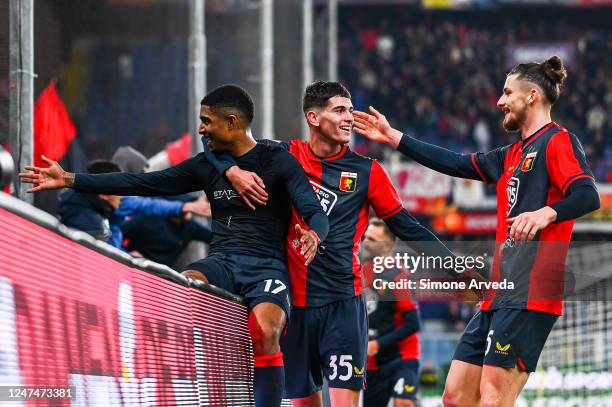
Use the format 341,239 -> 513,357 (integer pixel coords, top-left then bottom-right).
497,74 -> 530,132
198,105 -> 233,152
311,96 -> 354,145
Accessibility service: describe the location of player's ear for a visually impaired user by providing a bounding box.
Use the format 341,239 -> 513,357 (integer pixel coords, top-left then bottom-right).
227,114 -> 239,130
306,110 -> 319,127
527,88 -> 538,105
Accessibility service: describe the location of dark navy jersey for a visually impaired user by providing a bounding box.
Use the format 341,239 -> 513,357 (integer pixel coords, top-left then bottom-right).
206,139 -> 455,307
74,144 -> 328,260
363,263 -> 420,370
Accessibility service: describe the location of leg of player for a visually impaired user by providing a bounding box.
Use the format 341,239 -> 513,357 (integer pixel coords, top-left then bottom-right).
442,360 -> 482,407
479,365 -> 529,407
328,388 -> 360,407
249,302 -> 287,407
290,392 -> 323,407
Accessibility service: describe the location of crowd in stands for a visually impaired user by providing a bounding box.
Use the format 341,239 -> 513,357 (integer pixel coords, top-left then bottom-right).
339,8 -> 612,182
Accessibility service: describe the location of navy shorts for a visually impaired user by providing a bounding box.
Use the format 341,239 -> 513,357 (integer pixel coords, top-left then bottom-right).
183,253 -> 291,318
364,359 -> 419,405
453,308 -> 558,372
280,296 -> 368,398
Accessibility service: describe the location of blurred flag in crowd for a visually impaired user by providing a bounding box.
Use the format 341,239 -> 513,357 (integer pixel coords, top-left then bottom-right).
34,81 -> 76,168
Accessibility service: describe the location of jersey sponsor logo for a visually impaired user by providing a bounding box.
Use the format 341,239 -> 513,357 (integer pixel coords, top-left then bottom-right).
213,189 -> 239,200
404,385 -> 416,393
353,365 -> 365,376
521,152 -> 537,172
495,341 -> 511,356
506,177 -> 520,216
339,171 -> 357,192
310,180 -> 338,215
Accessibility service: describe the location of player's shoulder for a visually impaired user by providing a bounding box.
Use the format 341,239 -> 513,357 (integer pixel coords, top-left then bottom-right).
258,138 -> 290,152
343,147 -> 381,168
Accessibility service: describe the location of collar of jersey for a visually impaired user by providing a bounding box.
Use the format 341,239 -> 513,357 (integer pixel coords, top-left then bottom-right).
521,122 -> 556,150
305,142 -> 348,161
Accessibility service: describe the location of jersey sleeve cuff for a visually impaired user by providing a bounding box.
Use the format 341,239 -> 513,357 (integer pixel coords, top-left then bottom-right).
562,173 -> 594,196
470,153 -> 489,184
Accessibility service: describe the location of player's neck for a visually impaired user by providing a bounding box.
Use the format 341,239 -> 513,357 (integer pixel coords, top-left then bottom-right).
230,134 -> 257,157
520,110 -> 552,140
308,133 -> 342,158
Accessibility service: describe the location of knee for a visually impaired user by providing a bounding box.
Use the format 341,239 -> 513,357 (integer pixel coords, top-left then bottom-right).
442,388 -> 477,407
250,319 -> 282,354
478,389 -> 502,407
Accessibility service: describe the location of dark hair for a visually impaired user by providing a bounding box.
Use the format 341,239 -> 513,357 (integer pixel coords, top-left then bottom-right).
201,84 -> 254,124
303,80 -> 351,113
369,218 -> 395,241
86,160 -> 122,174
508,55 -> 567,105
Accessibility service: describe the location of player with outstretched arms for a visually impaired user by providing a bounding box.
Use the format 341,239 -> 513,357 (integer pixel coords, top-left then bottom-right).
19,85 -> 329,407
353,56 -> 601,407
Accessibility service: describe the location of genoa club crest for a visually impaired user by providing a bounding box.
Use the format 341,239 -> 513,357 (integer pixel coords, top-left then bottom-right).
339,171 -> 357,192
521,152 -> 537,172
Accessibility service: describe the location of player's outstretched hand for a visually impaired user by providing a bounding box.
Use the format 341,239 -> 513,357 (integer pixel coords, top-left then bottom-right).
295,224 -> 320,266
353,106 -> 403,149
18,155 -> 73,192
183,195 -> 211,218
507,206 -> 557,242
226,166 -> 268,210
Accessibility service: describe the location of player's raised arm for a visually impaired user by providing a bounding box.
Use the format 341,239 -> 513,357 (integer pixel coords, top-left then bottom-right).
354,106 -> 507,183
20,154 -> 204,196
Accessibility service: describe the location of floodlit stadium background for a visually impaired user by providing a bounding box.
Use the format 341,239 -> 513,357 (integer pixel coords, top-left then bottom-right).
1,0 -> 611,406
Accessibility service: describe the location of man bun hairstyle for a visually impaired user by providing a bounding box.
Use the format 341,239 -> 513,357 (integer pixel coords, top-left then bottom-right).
508,55 -> 567,105
303,80 -> 351,114
201,84 -> 255,124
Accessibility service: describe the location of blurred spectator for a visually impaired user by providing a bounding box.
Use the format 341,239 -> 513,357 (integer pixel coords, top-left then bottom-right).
58,160 -> 122,240
122,214 -> 212,268
107,146 -> 212,252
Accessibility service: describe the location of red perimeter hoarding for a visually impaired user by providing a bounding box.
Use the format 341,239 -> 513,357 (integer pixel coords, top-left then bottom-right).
0,196 -> 254,406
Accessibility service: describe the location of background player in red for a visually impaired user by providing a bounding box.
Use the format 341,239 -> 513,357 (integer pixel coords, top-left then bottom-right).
204,81 -> 472,407
362,219 -> 421,407
353,56 -> 600,406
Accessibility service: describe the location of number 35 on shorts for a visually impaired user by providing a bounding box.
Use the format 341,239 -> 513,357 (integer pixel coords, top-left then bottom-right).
328,354 -> 364,381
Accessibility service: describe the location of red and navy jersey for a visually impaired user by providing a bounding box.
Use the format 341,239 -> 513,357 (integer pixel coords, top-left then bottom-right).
285,140 -> 404,306
362,263 -> 420,370
470,123 -> 595,315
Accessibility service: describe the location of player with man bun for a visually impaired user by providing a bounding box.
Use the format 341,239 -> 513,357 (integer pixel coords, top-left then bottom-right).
354,56 -> 600,406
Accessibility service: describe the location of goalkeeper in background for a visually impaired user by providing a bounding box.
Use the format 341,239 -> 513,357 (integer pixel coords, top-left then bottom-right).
354,56 -> 600,406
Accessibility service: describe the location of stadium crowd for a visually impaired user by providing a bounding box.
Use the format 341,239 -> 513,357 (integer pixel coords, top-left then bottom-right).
339,9 -> 612,181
